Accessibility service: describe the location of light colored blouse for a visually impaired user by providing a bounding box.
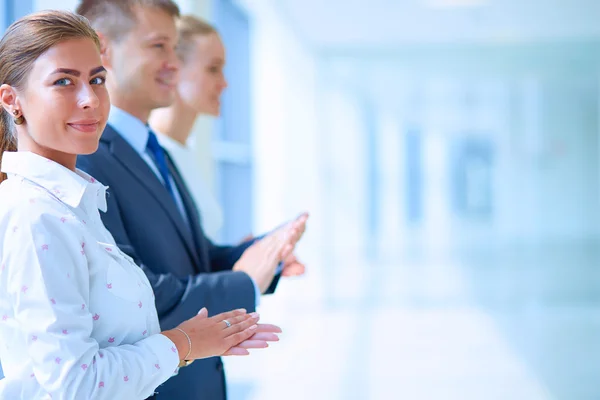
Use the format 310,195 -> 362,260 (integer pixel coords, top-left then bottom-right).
0,151 -> 179,399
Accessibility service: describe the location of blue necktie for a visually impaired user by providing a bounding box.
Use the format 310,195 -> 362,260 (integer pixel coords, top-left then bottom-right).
146,129 -> 175,198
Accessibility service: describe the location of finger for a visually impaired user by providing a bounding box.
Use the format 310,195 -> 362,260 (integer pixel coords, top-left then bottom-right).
293,218 -> 307,238
221,312 -> 256,330
256,232 -> 290,269
296,214 -> 309,229
283,253 -> 297,265
264,234 -> 284,252
282,263 -> 305,277
210,308 -> 247,323
282,260 -> 305,272
235,340 -> 269,349
224,313 -> 260,335
292,217 -> 306,229
296,212 -> 309,221
257,235 -> 283,260
282,269 -> 305,277
223,347 -> 250,356
249,332 -> 280,341
264,236 -> 289,264
268,228 -> 288,244
197,307 -> 208,318
260,233 -> 277,245
282,270 -> 304,277
226,324 -> 259,348
280,244 -> 294,260
294,217 -> 307,229
295,226 -> 305,240
286,230 -> 301,248
254,323 -> 282,333
251,235 -> 273,252
274,228 -> 291,246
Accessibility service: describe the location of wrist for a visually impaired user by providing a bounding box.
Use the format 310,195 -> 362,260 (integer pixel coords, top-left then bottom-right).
243,270 -> 267,294
232,261 -> 242,272
161,330 -> 189,362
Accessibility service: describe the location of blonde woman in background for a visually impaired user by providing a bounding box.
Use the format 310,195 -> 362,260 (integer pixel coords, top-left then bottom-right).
150,15 -> 308,277
150,17 -> 226,241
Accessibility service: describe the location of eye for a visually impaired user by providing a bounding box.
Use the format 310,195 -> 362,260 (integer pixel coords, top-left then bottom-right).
90,76 -> 106,85
209,66 -> 220,74
54,78 -> 73,86
153,43 -> 165,49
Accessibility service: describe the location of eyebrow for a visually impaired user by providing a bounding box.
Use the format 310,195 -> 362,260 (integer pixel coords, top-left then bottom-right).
147,34 -> 171,42
208,58 -> 225,66
50,66 -> 107,77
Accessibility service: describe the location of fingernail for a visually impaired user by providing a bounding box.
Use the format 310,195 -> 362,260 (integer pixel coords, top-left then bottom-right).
250,324 -> 258,330
250,312 -> 259,318
237,308 -> 247,313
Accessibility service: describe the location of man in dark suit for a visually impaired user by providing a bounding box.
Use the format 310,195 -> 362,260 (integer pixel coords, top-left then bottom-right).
75,1 -> 308,399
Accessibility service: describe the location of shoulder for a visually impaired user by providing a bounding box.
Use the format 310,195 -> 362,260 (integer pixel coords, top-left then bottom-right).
77,125 -> 124,173
77,147 -> 113,179
0,178 -> 81,236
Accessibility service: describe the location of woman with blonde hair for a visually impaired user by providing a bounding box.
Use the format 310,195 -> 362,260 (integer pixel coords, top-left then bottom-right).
150,15 -> 307,275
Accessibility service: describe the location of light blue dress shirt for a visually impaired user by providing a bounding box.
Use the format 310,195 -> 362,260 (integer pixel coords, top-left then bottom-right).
107,107 -> 262,305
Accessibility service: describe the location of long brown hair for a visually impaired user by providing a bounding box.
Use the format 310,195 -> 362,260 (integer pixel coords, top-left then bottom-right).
0,10 -> 100,183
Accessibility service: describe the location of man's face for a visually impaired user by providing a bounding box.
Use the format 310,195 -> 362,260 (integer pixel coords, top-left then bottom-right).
103,6 -> 179,120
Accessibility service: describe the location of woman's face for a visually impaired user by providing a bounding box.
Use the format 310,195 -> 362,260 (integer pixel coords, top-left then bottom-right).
178,33 -> 227,116
1,37 -> 110,169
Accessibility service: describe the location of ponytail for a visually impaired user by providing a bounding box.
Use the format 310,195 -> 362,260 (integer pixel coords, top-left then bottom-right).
0,109 -> 16,183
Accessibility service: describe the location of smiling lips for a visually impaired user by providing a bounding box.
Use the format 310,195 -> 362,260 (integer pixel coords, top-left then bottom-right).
67,119 -> 99,133
156,77 -> 175,88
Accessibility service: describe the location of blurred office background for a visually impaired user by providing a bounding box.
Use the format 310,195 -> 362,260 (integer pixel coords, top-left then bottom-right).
2,0 -> 600,398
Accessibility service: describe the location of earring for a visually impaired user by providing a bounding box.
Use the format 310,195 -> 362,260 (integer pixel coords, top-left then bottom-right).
12,109 -> 24,125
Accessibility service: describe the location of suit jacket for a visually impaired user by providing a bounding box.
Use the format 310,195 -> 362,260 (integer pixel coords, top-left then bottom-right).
77,124 -> 279,399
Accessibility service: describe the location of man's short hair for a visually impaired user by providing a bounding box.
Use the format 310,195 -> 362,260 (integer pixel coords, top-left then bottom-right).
76,0 -> 180,42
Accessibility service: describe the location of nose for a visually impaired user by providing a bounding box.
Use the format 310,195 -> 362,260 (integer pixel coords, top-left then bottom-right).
78,84 -> 100,110
165,47 -> 180,72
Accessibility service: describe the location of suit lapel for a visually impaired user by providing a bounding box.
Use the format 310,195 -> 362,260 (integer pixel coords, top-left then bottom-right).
165,151 -> 211,273
101,124 -> 201,270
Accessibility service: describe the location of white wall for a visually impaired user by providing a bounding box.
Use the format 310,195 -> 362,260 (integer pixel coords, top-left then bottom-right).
235,0 -> 322,255
33,0 -> 210,16
34,0 -> 76,10
324,43 -> 600,250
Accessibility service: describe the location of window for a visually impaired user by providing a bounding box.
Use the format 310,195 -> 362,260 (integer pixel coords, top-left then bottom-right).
212,0 -> 253,242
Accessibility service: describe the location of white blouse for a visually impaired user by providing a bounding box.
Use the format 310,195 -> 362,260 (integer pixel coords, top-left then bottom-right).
0,152 -> 179,400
